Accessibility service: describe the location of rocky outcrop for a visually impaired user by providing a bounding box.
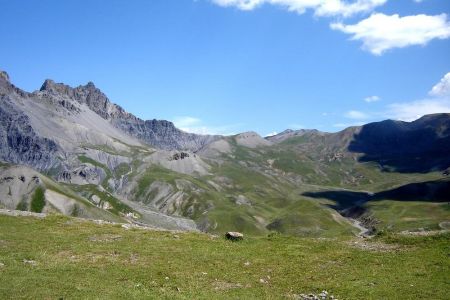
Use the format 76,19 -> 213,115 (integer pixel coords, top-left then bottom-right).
1,68 -> 219,172
113,118 -> 219,152
0,97 -> 59,170
266,129 -> 325,144
39,78 -> 220,151
235,132 -> 272,148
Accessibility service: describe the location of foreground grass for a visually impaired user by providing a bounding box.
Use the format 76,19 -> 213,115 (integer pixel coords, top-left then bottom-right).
0,215 -> 448,299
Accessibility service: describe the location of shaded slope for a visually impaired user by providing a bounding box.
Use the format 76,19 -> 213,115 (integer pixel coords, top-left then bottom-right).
348,114 -> 450,173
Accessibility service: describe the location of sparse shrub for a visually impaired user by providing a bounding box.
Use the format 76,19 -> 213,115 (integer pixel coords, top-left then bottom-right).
30,187 -> 45,213
71,204 -> 81,217
16,199 -> 28,211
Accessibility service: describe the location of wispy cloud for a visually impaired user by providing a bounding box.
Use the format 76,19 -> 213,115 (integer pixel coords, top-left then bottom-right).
386,98 -> 450,122
333,122 -> 366,128
336,73 -> 450,126
210,1 -> 450,55
429,72 -> 450,97
172,116 -> 239,135
210,0 -> 387,18
331,13 -> 450,55
345,110 -> 370,119
386,72 -> 450,121
364,95 -> 380,103
173,116 -> 202,128
265,131 -> 278,137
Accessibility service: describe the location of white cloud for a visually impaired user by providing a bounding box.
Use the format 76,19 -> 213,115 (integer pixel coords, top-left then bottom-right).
333,122 -> 366,128
210,0 -> 387,17
334,72 -> 450,128
345,110 -> 370,119
364,95 -> 380,102
386,72 -> 450,121
172,116 -> 238,135
331,13 -> 450,55
387,98 -> 450,122
173,116 -> 202,128
265,131 -> 278,137
429,72 -> 450,97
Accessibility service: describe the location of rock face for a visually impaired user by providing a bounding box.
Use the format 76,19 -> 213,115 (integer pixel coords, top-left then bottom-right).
0,69 -> 220,170
170,152 -> 190,161
225,231 -> 244,241
235,132 -> 272,148
39,77 -> 220,151
0,89 -> 59,170
266,129 -> 325,144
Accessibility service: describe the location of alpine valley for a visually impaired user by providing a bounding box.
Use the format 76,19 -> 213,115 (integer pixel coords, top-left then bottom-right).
1,69 -> 449,237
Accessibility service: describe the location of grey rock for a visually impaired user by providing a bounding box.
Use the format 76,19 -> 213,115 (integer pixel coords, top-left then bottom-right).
39,78 -> 220,151
225,231 -> 244,241
0,97 -> 59,170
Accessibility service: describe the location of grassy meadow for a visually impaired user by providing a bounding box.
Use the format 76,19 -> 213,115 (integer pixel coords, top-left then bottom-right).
0,214 -> 448,299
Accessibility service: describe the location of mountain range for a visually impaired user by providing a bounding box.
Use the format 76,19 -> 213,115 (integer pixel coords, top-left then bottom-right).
1,70 -> 449,236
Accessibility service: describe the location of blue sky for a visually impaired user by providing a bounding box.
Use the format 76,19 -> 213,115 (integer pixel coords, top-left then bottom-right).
1,0 -> 449,136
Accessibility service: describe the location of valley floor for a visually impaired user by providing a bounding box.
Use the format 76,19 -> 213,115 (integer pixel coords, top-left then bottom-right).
0,214 -> 448,299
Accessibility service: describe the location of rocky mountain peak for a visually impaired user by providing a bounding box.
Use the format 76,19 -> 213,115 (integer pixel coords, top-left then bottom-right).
236,131 -> 261,138
38,78 -> 115,119
85,81 -> 96,88
0,70 -> 10,82
0,70 -> 26,96
279,129 -> 294,134
40,79 -> 73,96
235,131 -> 272,148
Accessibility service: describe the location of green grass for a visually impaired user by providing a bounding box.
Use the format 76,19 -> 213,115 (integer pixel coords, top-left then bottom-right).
367,200 -> 450,232
114,163 -> 131,178
78,155 -> 108,170
38,177 -> 124,223
130,162 -> 360,237
30,187 -> 45,213
77,155 -> 115,189
68,184 -> 135,216
0,161 -> 10,167
80,144 -> 126,156
0,215 -> 448,299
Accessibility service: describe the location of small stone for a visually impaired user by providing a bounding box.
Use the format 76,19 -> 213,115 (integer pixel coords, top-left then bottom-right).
225,231 -> 244,241
165,277 -> 169,280
202,272 -> 208,275
0,262 -> 5,267
121,224 -> 132,230
23,259 -> 37,266
244,261 -> 250,266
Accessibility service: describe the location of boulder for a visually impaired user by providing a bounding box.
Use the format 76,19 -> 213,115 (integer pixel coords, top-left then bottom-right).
225,231 -> 244,241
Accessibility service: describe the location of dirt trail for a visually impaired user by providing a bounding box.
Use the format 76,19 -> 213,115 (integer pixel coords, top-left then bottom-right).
348,217 -> 371,237
0,209 -> 46,218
